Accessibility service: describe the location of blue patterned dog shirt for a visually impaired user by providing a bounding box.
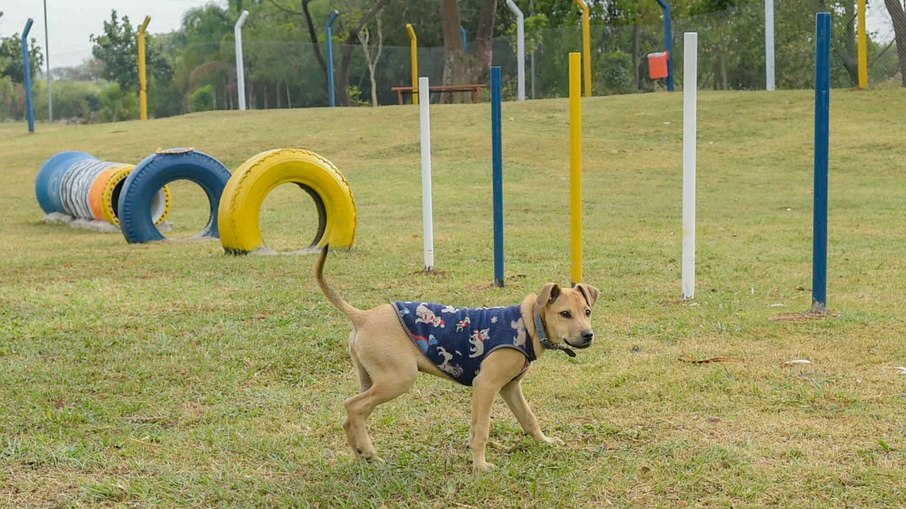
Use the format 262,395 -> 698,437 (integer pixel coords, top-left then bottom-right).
393,302 -> 536,386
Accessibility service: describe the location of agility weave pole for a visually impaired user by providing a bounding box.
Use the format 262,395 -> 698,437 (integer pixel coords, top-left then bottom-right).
491,66 -> 505,287
419,76 -> 435,272
682,32 -> 698,301
812,12 -> 831,311
569,52 -> 583,285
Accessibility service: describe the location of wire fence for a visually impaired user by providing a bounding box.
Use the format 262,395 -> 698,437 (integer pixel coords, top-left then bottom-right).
1,2 -> 902,121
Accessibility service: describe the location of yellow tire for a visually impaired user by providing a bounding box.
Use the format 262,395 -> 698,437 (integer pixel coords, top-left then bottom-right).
98,165 -> 172,227
218,148 -> 357,254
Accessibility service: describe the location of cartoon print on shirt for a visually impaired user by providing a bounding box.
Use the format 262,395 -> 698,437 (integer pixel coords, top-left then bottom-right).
456,316 -> 472,332
415,303 -> 445,328
468,328 -> 490,358
511,317 -> 527,346
436,346 -> 464,378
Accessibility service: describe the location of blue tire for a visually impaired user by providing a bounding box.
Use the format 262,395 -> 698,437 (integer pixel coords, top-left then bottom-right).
35,151 -> 93,215
118,148 -> 231,244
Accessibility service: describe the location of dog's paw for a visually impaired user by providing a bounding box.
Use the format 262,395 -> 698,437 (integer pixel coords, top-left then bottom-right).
542,436 -> 565,447
472,461 -> 496,473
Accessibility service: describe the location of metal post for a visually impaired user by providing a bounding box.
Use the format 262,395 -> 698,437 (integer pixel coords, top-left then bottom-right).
574,0 -> 592,97
505,0 -> 526,101
326,10 -> 340,107
419,77 -> 435,272
857,0 -> 868,89
765,0 -> 776,91
813,13 -> 831,311
235,10 -> 249,110
138,16 -> 151,120
43,0 -> 52,121
682,32 -> 698,300
406,24 -> 419,105
656,0 -> 675,92
22,18 -> 35,133
491,67 -> 505,287
460,25 -> 468,52
569,52 -> 583,284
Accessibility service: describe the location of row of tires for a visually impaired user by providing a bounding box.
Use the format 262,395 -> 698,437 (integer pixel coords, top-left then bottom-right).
35,148 -> 357,254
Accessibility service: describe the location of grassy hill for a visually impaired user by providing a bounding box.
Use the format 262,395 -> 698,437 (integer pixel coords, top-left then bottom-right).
1,89 -> 904,507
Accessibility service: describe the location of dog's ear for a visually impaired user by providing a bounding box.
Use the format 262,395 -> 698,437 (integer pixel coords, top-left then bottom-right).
574,283 -> 600,307
536,283 -> 561,307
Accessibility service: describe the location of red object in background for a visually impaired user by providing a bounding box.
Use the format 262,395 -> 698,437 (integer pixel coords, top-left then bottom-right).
647,51 -> 669,80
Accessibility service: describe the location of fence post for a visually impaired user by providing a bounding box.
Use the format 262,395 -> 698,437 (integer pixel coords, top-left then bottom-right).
505,0 -> 526,101
235,10 -> 250,110
656,0 -> 675,92
22,18 -> 35,133
857,0 -> 868,89
326,10 -> 340,107
574,0 -> 592,97
765,0 -> 776,91
406,24 -> 419,105
138,16 -> 151,121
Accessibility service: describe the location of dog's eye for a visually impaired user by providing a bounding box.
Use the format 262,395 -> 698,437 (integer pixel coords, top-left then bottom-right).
559,311 -> 572,319
585,309 -> 591,317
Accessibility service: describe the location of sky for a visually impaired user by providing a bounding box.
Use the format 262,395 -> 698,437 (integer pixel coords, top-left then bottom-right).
0,0 -> 899,70
0,0 -> 226,68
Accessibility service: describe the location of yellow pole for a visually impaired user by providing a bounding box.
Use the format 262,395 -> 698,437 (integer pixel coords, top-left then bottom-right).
575,0 -> 592,97
857,0 -> 868,89
138,16 -> 151,120
406,23 -> 419,105
569,52 -> 583,284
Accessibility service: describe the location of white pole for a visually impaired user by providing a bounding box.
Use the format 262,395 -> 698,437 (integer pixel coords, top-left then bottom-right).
419,76 -> 435,272
682,32 -> 697,301
765,0 -> 775,91
505,0 -> 526,101
235,10 -> 250,110
43,0 -> 52,122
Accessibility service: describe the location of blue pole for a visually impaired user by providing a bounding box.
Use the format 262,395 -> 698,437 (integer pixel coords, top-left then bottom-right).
491,66 -> 505,287
326,10 -> 339,107
22,18 -> 35,133
656,0 -> 675,92
460,26 -> 468,52
813,12 -> 831,311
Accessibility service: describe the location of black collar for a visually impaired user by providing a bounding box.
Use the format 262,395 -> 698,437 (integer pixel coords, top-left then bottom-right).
533,309 -> 576,358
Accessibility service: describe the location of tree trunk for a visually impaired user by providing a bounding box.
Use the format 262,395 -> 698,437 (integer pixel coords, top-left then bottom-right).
440,0 -> 497,103
885,0 -> 906,86
334,0 -> 392,106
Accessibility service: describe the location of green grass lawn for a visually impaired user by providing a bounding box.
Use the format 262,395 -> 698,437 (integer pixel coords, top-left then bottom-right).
1,89 -> 905,508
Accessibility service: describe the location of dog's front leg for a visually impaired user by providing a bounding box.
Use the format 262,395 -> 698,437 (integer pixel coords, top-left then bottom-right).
500,380 -> 563,446
470,376 -> 502,472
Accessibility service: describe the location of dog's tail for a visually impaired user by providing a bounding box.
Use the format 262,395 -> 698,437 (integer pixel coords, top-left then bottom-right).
315,245 -> 364,323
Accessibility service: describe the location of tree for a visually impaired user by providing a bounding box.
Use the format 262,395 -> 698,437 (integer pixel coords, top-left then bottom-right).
357,13 -> 384,106
885,0 -> 906,85
90,10 -> 172,93
0,33 -> 44,83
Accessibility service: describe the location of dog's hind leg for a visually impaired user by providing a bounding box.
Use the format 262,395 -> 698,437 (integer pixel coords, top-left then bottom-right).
348,332 -> 372,392
342,356 -> 417,462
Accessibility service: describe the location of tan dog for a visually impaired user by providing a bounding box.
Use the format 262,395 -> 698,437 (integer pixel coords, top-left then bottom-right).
314,246 -> 599,472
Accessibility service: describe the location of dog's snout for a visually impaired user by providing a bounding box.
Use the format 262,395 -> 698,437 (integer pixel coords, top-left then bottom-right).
581,331 -> 594,343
